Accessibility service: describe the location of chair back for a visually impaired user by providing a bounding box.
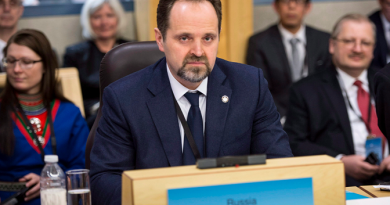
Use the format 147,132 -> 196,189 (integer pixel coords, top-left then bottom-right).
85,41 -> 165,169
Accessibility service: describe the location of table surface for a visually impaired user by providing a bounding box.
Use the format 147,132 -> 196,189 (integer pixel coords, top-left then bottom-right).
346,186 -> 390,198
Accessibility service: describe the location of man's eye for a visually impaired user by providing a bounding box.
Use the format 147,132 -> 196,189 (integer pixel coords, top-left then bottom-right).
180,37 -> 188,41
343,39 -> 354,44
205,37 -> 213,42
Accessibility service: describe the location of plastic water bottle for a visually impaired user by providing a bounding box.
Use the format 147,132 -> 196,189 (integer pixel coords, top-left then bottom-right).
40,155 -> 67,205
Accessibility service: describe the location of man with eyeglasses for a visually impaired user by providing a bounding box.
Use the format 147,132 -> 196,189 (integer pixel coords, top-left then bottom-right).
246,0 -> 330,121
369,0 -> 390,69
0,0 -> 23,72
284,14 -> 390,186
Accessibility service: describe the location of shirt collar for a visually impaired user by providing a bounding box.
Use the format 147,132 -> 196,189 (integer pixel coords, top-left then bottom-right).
166,63 -> 208,101
336,67 -> 368,90
278,23 -> 306,44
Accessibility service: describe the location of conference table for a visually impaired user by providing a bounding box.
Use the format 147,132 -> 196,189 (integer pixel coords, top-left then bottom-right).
346,186 -> 390,204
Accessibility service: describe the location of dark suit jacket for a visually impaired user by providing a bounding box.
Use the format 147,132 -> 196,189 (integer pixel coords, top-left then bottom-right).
374,63 -> 390,138
90,57 -> 293,205
284,65 -> 388,186
63,39 -> 128,102
246,24 -> 331,117
369,10 -> 388,69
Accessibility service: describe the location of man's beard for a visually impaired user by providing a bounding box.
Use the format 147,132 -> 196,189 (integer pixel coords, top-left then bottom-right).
177,55 -> 212,83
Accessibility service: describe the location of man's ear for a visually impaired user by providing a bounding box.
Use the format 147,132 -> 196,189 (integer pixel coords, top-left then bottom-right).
304,2 -> 312,15
329,38 -> 334,54
17,6 -> 24,19
272,2 -> 279,15
154,28 -> 165,53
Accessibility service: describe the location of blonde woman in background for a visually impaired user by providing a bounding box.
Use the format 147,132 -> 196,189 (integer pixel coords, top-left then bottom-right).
63,0 -> 132,127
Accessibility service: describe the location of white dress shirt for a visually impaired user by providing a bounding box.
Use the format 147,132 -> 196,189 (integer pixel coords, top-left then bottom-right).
278,24 -> 308,79
0,39 -> 6,71
336,68 -> 389,159
380,12 -> 390,64
167,64 -> 207,152
337,68 -> 370,157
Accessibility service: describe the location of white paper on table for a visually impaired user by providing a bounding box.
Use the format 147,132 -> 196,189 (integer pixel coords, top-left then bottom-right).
373,185 -> 390,190
346,197 -> 390,205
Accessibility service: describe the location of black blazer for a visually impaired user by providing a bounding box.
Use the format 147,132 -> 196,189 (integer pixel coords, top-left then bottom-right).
246,24 -> 331,117
374,63 -> 390,138
284,65 -> 381,157
63,39 -> 128,102
369,10 -> 388,69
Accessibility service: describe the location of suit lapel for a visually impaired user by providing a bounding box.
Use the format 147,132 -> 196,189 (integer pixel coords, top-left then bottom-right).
146,58 -> 183,166
205,62 -> 232,157
271,26 -> 292,82
322,67 -> 355,154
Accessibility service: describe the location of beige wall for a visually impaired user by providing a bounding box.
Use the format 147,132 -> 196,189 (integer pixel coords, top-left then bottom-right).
18,12 -> 136,66
254,0 -> 379,34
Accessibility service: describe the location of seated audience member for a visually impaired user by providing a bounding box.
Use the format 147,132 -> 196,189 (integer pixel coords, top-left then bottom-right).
284,14 -> 390,186
369,0 -> 390,69
0,0 -> 23,72
90,0 -> 293,204
246,0 -> 330,119
0,29 -> 89,205
63,0 -> 130,128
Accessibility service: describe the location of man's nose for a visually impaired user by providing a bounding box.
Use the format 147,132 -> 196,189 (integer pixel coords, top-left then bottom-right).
352,41 -> 363,53
3,3 -> 11,12
190,40 -> 204,57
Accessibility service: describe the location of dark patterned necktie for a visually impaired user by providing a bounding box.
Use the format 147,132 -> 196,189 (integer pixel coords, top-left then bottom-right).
182,92 -> 204,165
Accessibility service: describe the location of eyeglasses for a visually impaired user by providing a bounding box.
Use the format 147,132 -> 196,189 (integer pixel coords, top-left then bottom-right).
333,38 -> 374,49
277,0 -> 308,5
0,0 -> 22,9
2,57 -> 42,70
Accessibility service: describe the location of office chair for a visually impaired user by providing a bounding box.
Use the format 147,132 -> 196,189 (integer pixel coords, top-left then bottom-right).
85,41 -> 165,169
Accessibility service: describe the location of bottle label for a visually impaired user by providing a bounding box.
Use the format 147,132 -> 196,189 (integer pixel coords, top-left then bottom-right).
41,188 -> 66,205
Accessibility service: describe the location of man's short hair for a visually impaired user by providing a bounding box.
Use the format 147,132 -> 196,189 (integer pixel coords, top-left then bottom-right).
80,0 -> 127,40
157,0 -> 222,39
331,13 -> 376,42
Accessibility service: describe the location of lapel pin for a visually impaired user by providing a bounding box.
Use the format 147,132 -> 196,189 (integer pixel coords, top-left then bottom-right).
221,95 -> 229,103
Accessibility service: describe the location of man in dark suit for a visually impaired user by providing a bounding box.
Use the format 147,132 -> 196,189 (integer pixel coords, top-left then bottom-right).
369,0 -> 390,69
285,14 -> 390,186
90,0 -> 293,204
375,64 -> 390,172
246,0 -> 330,118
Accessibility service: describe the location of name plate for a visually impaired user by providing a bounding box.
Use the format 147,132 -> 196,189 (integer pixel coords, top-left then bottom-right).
168,178 -> 314,205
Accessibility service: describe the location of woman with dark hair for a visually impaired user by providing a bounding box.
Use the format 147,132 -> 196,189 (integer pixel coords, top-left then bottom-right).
0,29 -> 89,205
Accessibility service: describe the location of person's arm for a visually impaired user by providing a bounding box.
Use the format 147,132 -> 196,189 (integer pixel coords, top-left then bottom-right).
63,107 -> 89,171
62,47 -> 77,68
90,86 -> 135,205
250,68 -> 293,158
375,69 -> 390,173
246,37 -> 270,81
284,85 -> 340,157
374,70 -> 390,140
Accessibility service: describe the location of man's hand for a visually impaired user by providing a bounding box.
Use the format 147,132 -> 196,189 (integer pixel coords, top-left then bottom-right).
341,155 -> 379,180
19,173 -> 41,201
379,156 -> 390,174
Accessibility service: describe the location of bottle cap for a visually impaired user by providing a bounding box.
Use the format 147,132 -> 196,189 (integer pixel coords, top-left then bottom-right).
44,155 -> 58,163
